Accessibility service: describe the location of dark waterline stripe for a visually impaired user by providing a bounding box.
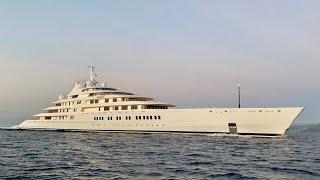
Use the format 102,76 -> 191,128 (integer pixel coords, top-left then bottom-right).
5,128 -> 282,138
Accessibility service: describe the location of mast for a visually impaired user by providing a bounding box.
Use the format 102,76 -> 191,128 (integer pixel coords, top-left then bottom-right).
238,84 -> 241,108
88,65 -> 97,82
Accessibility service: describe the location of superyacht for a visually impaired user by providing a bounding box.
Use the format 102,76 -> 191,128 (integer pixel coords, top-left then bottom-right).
17,66 -> 303,136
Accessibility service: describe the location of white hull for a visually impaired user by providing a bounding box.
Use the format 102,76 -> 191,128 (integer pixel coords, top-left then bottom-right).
17,107 -> 303,136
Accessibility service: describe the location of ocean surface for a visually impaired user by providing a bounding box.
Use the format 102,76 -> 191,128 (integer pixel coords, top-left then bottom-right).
1,125 -> 320,180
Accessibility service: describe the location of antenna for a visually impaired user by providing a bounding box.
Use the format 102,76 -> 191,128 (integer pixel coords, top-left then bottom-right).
237,84 -> 241,108
88,65 -> 97,82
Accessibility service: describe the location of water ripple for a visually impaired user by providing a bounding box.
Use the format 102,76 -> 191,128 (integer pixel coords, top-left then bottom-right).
0,127 -> 319,179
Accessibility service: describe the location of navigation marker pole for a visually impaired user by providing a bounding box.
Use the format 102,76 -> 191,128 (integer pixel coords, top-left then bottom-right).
238,84 -> 241,108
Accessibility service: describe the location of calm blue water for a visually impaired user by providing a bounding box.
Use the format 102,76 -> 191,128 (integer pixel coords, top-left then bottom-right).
1,125 -> 319,179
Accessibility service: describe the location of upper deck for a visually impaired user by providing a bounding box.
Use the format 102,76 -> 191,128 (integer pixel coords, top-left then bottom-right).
35,66 -> 175,120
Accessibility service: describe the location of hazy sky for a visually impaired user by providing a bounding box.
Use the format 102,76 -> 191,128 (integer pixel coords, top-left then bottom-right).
0,0 -> 319,126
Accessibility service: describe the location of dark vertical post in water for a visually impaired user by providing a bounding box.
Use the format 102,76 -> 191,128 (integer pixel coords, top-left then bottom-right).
238,84 -> 241,108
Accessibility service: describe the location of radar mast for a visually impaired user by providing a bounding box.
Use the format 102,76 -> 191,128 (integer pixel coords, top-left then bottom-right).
88,65 -> 97,82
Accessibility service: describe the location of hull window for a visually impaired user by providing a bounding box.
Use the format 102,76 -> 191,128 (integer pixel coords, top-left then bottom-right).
228,123 -> 237,134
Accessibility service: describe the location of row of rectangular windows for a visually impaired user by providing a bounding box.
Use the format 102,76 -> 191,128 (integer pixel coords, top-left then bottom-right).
59,101 -> 81,106
136,115 -> 161,120
59,98 -> 125,106
94,115 -> 161,121
59,94 -> 142,105
58,98 -> 159,107
58,101 -> 167,110
90,98 -> 132,104
58,109 -> 77,113
100,105 -> 138,111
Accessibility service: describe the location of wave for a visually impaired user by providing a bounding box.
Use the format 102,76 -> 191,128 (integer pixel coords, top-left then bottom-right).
0,125 -> 18,130
270,166 -> 320,176
203,133 -> 255,138
290,124 -> 320,133
305,123 -> 320,132
208,173 -> 256,179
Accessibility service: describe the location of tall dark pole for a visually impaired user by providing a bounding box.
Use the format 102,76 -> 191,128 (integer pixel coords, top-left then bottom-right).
238,84 -> 241,108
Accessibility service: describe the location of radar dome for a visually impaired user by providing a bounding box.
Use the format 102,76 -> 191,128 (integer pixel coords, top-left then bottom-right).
101,82 -> 108,87
76,82 -> 85,89
59,95 -> 67,100
86,80 -> 95,87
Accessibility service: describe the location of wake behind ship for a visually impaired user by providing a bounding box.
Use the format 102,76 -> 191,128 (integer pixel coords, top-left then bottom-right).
17,66 -> 303,136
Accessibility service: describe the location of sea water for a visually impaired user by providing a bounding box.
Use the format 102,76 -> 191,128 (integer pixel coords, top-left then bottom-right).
0,125 -> 319,179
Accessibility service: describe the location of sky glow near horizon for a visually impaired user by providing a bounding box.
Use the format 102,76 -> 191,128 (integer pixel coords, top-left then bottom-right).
0,0 -> 319,126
